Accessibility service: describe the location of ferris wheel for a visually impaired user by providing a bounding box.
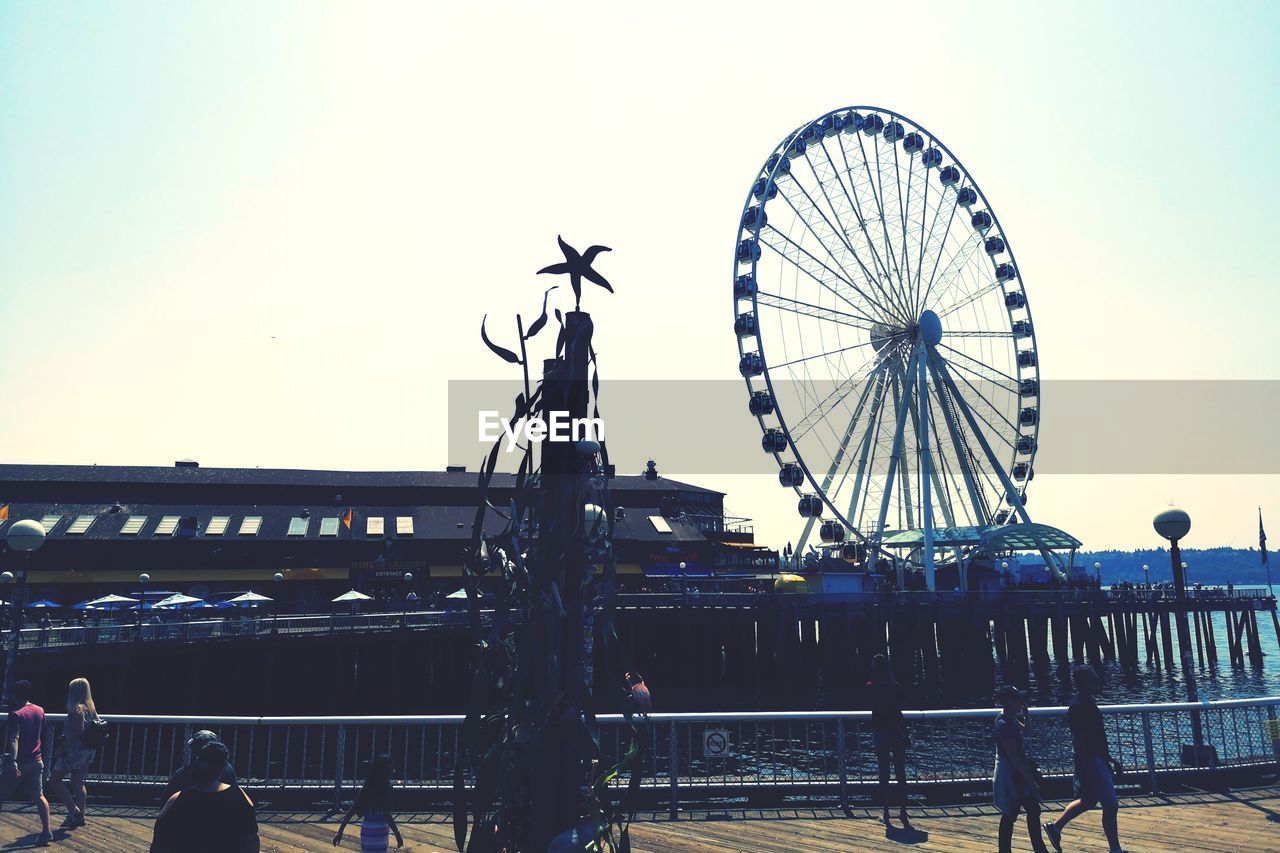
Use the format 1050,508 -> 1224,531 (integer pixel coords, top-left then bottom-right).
733,107 -> 1041,579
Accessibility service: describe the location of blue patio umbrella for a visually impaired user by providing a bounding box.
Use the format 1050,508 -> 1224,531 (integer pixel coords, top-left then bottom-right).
71,600 -> 97,611
25,600 -> 62,609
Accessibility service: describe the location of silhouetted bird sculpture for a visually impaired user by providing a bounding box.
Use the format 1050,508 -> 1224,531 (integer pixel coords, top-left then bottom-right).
625,671 -> 651,716
537,235 -> 612,311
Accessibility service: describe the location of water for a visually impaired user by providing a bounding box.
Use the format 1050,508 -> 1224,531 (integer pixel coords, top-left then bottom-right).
972,586 -> 1280,709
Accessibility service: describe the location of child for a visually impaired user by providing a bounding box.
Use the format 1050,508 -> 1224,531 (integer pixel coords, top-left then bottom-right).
333,755 -> 404,851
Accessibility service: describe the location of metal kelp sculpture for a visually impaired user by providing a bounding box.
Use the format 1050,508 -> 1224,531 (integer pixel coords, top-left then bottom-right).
455,238 -> 646,853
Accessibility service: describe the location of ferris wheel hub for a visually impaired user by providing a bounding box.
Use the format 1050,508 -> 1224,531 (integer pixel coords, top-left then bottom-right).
918,309 -> 942,347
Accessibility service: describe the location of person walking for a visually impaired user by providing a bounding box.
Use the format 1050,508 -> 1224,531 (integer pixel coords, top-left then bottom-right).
332,754 -> 404,850
0,680 -> 53,845
151,740 -> 259,853
1044,666 -> 1127,853
866,653 -> 910,827
993,686 -> 1048,853
48,677 -> 101,828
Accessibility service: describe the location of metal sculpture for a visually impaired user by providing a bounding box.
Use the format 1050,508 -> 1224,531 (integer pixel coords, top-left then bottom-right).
455,238 -> 644,853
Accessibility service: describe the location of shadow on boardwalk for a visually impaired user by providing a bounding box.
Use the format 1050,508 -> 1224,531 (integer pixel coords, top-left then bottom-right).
1,787 -> 1278,851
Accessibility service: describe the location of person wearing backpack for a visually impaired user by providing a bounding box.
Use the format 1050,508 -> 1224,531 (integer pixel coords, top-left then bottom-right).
49,677 -> 104,829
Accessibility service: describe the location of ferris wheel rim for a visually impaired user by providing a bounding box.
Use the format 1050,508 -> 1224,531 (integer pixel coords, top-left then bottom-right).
732,105 -> 1041,544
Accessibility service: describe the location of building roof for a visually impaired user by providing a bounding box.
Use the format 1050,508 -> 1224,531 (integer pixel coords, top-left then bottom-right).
0,464 -> 723,496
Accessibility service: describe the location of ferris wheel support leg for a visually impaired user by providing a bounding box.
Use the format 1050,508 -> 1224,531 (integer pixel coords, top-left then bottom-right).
927,352 -> 990,528
932,356 -> 1033,526
872,347 -> 921,589
798,363 -> 884,555
848,370 -> 891,531
917,344 -> 937,591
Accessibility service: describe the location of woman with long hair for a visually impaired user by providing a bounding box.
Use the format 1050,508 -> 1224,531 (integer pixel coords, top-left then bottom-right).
49,677 -> 98,828
993,685 -> 1048,853
866,653 -> 910,827
333,754 -> 403,850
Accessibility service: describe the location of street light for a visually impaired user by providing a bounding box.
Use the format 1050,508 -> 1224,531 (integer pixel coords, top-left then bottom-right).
3,520 -> 46,710
273,573 -> 284,630
1094,561 -> 1103,584
1154,506 -> 1203,752
1142,564 -> 1150,588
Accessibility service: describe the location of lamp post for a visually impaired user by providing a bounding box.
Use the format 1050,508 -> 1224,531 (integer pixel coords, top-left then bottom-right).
1000,560 -> 1010,589
1181,561 -> 1190,588
1142,564 -> 1150,589
1154,507 -> 1203,751
273,573 -> 284,631
402,572 -> 415,626
3,520 -> 46,710
1094,561 -> 1102,586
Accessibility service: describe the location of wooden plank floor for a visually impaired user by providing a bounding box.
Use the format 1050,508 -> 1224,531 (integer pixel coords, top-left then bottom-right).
1,788 -> 1277,851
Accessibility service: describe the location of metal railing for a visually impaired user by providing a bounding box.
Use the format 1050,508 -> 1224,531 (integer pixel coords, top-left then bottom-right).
33,696 -> 1280,812
6,609 -> 487,651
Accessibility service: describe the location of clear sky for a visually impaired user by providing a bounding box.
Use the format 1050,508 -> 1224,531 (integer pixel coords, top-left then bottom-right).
1,1 -> 1277,550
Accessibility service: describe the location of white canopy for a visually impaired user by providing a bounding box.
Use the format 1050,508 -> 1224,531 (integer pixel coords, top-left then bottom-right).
227,592 -> 274,604
154,594 -> 204,608
86,594 -> 139,607
446,588 -> 469,600
332,590 -> 373,603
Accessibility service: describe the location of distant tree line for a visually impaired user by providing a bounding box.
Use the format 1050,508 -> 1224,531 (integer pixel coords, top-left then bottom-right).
1078,547 -> 1272,586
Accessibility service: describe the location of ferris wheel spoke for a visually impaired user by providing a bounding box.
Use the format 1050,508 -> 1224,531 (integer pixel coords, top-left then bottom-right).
912,167 -> 933,316
797,359 -> 888,539
871,345 -> 921,550
849,368 -> 891,530
758,227 -> 884,320
755,290 -> 882,332
891,371 -> 916,530
928,352 -> 992,526
769,191 -> 907,324
911,376 -> 956,532
935,278 -> 1004,321
893,144 -> 915,309
768,338 -> 883,371
944,361 -> 1019,444
937,343 -> 1020,385
917,195 -> 962,313
871,139 -> 909,300
818,138 -> 913,321
922,232 -> 987,316
787,167 -> 914,324
833,138 -> 908,310
856,133 -> 907,303
944,330 -> 1016,339
790,353 -> 894,441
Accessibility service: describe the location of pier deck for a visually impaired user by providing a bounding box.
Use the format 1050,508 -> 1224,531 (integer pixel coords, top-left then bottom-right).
2,787 -> 1277,851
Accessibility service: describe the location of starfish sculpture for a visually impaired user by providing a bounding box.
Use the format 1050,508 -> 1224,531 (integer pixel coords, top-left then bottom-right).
537,235 -> 612,311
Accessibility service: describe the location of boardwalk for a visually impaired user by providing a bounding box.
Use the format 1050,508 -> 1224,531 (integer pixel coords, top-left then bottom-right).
1,787 -> 1277,851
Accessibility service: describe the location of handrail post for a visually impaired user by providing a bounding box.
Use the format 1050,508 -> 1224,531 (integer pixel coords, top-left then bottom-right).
668,721 -> 679,820
1267,704 -> 1280,766
333,725 -> 347,813
1142,710 -> 1157,792
836,720 -> 848,811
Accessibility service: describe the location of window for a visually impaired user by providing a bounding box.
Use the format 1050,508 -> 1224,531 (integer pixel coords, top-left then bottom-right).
319,517 -> 340,537
206,516 -> 231,536
239,516 -> 263,536
287,517 -> 309,537
155,516 -> 181,536
120,516 -> 147,535
39,514 -> 62,533
396,516 -> 414,536
366,517 -> 384,537
648,515 -> 673,534
66,515 -> 97,535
